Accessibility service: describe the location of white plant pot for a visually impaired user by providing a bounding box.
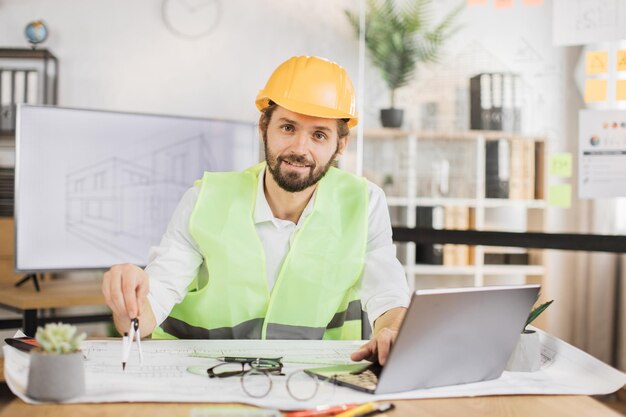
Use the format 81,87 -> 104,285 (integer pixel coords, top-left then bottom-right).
505,330 -> 542,372
26,350 -> 85,401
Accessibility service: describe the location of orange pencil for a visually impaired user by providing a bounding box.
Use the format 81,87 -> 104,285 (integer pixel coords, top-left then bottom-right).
284,403 -> 359,417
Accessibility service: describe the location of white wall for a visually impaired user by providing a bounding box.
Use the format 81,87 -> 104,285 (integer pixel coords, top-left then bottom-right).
0,0 -> 359,123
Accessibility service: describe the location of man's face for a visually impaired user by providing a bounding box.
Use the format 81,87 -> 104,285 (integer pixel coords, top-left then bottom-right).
263,106 -> 347,193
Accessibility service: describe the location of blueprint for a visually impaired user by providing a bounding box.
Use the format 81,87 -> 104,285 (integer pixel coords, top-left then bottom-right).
4,332 -> 626,409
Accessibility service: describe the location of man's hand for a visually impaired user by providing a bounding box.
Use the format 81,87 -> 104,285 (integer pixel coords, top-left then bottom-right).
102,263 -> 155,336
350,307 -> 407,365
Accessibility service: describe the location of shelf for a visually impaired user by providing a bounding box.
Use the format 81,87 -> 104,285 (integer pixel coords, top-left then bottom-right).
482,265 -> 545,275
408,264 -> 545,276
361,128 -> 547,142
362,127 -> 548,290
0,48 -> 57,60
409,265 -> 476,275
386,196 -> 547,209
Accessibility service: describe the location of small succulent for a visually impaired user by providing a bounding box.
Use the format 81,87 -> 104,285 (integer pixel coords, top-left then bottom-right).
524,300 -> 554,333
35,322 -> 86,354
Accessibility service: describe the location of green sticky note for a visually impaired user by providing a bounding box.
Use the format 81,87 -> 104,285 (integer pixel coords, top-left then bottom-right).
548,184 -> 572,208
549,153 -> 573,177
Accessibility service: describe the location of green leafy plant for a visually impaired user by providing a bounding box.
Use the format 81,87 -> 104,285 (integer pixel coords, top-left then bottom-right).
35,322 -> 86,354
345,0 -> 464,108
524,300 -> 554,333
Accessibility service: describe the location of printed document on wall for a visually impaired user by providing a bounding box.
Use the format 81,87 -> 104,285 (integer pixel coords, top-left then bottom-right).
579,110 -> 626,198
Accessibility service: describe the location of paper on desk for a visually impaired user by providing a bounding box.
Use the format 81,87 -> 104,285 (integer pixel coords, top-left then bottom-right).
4,330 -> 626,410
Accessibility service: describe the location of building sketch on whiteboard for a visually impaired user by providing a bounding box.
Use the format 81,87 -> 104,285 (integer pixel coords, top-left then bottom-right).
66,133 -> 212,260
514,37 -> 544,64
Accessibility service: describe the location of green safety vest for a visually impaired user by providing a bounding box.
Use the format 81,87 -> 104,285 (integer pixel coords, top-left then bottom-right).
152,162 -> 368,340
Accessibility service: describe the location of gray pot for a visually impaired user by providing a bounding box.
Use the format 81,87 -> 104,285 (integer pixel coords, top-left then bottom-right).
505,330 -> 542,372
26,350 -> 85,401
380,108 -> 404,128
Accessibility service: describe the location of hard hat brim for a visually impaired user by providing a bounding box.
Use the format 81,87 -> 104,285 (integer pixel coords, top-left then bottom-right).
256,93 -> 358,129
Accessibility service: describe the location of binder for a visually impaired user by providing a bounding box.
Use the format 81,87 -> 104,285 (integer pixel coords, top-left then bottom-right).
470,73 -> 492,130
470,72 -> 522,132
522,140 -> 536,200
0,70 -> 13,131
13,71 -> 26,105
513,74 -> 522,132
502,73 -> 516,132
0,68 -> 40,131
443,206 -> 471,266
485,139 -> 510,198
490,73 -> 503,130
26,70 -> 39,104
415,206 -> 444,265
508,139 -> 525,200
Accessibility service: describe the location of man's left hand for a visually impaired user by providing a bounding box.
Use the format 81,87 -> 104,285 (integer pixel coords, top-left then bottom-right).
350,327 -> 399,365
350,307 -> 407,365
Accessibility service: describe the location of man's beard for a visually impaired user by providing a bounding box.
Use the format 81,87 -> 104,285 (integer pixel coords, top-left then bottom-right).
264,138 -> 339,193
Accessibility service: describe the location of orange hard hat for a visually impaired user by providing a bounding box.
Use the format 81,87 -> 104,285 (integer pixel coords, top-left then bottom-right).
256,56 -> 358,128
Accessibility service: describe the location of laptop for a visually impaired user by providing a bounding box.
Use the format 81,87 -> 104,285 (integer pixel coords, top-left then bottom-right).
305,284 -> 540,394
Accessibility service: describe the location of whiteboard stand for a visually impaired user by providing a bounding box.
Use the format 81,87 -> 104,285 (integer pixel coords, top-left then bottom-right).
14,272 -> 41,292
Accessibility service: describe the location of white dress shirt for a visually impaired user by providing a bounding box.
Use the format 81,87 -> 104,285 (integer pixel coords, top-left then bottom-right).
146,168 -> 410,330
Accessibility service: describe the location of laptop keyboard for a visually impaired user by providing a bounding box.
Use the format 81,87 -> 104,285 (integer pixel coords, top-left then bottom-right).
334,369 -> 379,391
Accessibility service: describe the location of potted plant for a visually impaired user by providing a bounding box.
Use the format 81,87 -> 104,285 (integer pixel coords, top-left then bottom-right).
346,0 -> 463,128
506,299 -> 554,372
26,322 -> 86,401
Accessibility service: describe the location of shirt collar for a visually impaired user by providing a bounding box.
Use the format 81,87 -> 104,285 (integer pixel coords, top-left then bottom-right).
254,167 -> 317,227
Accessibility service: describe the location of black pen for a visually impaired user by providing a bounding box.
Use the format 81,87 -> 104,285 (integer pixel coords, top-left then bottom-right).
5,337 -> 39,352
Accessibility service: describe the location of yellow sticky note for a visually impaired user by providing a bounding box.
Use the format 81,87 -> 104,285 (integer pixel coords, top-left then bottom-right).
584,79 -> 607,102
549,153 -> 572,178
586,51 -> 608,75
548,184 -> 572,208
617,80 -> 626,100
617,50 -> 626,71
494,0 -> 513,8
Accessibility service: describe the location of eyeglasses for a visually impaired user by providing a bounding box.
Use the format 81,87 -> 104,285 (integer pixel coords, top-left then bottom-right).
188,357 -> 329,400
206,357 -> 284,379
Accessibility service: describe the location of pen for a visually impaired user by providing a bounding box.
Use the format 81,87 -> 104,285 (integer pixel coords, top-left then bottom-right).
360,403 -> 394,417
334,402 -> 377,417
5,337 -> 39,352
284,403 -> 358,417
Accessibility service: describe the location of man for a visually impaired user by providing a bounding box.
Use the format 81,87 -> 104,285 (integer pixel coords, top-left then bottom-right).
102,56 -> 409,364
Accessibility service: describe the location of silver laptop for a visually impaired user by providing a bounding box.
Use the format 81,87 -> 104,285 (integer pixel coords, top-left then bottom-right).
305,284 -> 540,394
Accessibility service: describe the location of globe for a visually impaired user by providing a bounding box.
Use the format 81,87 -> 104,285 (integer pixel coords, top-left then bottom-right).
25,20 -> 48,47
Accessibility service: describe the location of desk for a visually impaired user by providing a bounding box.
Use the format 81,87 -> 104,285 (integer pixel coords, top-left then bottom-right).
0,395 -> 622,417
0,279 -> 110,336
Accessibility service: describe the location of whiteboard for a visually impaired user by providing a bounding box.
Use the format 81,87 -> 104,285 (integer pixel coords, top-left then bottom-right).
553,0 -> 626,46
15,105 -> 259,271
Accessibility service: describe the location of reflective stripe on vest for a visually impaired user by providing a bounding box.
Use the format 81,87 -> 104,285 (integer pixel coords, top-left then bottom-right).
159,299 -> 364,340
153,162 -> 368,340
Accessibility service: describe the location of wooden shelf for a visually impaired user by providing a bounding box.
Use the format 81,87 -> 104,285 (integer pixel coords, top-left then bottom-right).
408,264 -> 545,276
0,48 -> 57,60
386,196 -> 547,209
361,128 -> 547,142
